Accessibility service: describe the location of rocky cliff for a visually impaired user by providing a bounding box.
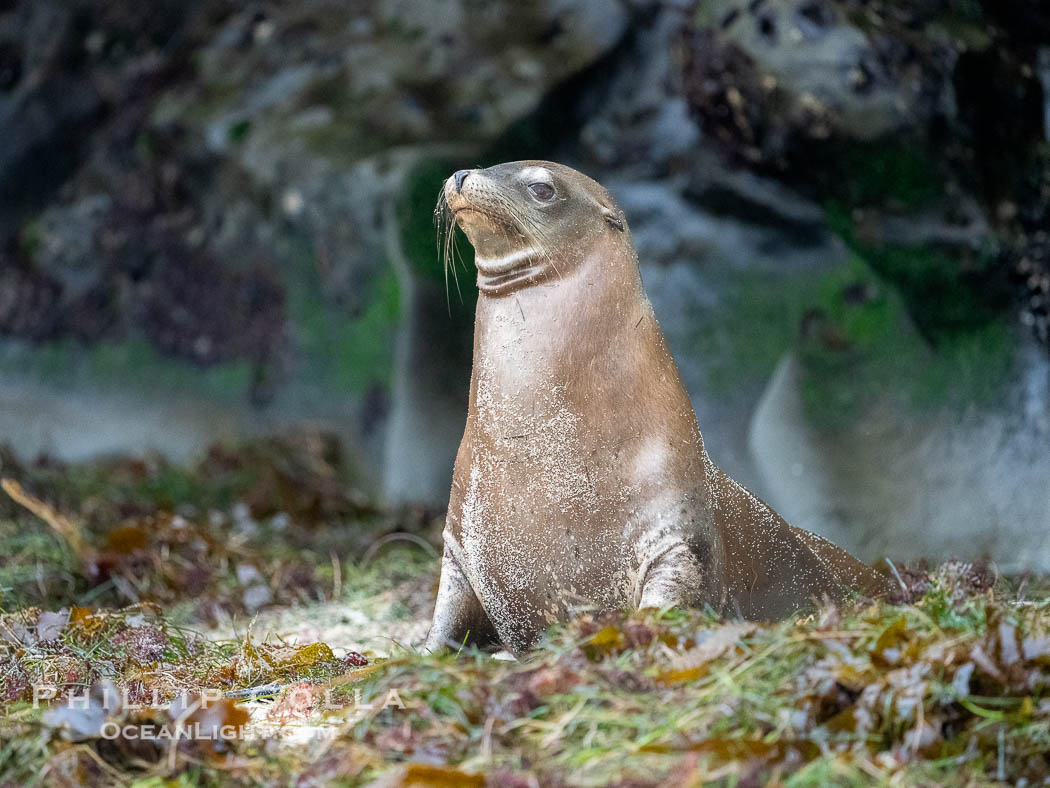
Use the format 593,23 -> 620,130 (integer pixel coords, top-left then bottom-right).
1,0 -> 1047,567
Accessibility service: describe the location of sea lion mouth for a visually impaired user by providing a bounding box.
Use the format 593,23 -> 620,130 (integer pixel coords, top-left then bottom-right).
451,207 -> 524,241
435,171 -> 555,297
451,205 -> 511,224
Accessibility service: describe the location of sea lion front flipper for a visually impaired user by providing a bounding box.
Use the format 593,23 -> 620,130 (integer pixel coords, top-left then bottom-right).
423,545 -> 500,653
637,540 -> 726,613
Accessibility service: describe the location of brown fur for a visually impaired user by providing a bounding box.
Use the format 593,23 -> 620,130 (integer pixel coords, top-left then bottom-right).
425,161 -> 892,654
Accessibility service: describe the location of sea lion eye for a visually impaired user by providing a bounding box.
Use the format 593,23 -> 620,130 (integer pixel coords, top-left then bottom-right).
527,182 -> 555,201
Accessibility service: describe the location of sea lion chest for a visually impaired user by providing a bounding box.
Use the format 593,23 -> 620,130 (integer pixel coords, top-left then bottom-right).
450,304 -> 640,641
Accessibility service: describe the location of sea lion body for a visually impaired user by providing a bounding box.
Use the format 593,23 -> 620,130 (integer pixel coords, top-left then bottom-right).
426,161 -> 891,654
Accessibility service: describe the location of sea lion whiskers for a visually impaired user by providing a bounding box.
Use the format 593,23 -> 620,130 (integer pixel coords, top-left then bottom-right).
491,194 -> 548,272
434,187 -> 466,306
450,231 -> 470,297
434,188 -> 453,308
487,187 -> 561,278
498,183 -> 568,275
518,211 -> 560,276
444,211 -> 462,302
484,191 -> 525,267
518,214 -> 562,279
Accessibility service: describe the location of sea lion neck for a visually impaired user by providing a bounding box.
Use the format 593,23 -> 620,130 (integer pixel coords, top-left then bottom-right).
470,235 -> 652,401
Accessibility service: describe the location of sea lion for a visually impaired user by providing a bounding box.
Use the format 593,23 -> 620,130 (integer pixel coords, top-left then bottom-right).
425,161 -> 892,654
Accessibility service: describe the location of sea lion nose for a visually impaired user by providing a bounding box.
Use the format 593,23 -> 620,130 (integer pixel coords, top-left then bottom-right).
453,170 -> 471,193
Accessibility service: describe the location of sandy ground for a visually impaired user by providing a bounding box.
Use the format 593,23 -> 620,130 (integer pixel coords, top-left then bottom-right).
203,573 -> 438,743
207,575 -> 436,659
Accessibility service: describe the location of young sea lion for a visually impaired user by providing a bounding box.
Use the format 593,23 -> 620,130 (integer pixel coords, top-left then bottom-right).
425,161 -> 892,654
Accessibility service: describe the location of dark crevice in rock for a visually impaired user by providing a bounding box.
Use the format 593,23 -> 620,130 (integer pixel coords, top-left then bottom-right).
0,248 -> 64,341
953,48 -> 1045,209
0,40 -> 21,90
682,182 -> 827,249
482,2 -> 654,166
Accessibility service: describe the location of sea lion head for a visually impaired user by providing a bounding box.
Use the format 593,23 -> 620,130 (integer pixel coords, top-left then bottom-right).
436,160 -> 629,296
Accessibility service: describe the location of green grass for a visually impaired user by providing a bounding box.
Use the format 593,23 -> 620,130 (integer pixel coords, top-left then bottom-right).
340,573 -> 1045,786
9,568 -> 1045,786
0,441 -> 1047,786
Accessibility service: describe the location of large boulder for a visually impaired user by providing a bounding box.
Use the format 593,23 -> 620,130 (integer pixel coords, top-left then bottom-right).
751,342 -> 1050,572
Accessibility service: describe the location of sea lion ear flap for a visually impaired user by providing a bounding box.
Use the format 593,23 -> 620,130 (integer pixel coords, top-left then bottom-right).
600,204 -> 625,232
